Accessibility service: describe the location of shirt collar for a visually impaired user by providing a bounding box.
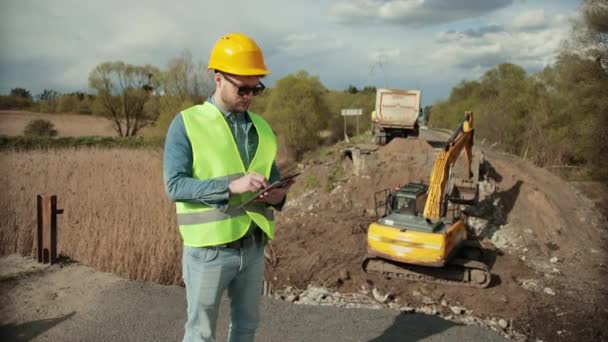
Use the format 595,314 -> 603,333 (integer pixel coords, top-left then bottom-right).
208,94 -> 247,119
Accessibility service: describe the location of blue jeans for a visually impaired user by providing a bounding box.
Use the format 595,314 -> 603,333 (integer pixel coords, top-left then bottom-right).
182,239 -> 266,342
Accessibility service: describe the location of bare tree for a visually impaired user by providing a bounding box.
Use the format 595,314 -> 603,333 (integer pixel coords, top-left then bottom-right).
89,61 -> 160,136
160,50 -> 214,101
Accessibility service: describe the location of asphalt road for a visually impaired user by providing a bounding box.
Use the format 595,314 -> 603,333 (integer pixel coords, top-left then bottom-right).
2,277 -> 509,342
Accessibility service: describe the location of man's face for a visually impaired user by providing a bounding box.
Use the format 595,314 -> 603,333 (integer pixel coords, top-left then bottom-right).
215,73 -> 262,113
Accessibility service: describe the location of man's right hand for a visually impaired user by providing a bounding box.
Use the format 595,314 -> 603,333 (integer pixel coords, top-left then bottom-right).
228,172 -> 269,195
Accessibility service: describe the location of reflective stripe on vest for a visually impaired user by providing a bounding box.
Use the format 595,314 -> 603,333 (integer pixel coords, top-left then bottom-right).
176,102 -> 277,247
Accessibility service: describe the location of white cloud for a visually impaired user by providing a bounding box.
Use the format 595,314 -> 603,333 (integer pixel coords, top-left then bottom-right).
330,0 -> 514,27
512,9 -> 550,31
278,33 -> 345,56
430,10 -> 570,72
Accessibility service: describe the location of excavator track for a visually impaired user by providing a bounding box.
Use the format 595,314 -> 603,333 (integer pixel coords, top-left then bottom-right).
362,243 -> 493,288
362,257 -> 491,288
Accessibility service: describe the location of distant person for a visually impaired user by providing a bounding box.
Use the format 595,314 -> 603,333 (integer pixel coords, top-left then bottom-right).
163,32 -> 292,342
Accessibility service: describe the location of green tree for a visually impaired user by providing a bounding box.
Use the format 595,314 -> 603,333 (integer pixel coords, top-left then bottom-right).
145,95 -> 194,137
555,0 -> 608,179
429,80 -> 481,129
477,63 -> 532,154
248,89 -> 271,114
89,61 -> 160,136
265,71 -> 330,159
345,85 -> 359,94
36,89 -> 60,113
10,87 -> 32,100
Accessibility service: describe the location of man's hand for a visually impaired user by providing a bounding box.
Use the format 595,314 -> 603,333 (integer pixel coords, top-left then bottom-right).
255,179 -> 295,205
229,172 -> 268,195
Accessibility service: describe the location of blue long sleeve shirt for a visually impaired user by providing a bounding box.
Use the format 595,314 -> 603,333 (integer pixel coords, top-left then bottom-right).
163,98 -> 282,210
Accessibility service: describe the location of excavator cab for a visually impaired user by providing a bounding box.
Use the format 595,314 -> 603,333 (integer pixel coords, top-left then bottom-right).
390,183 -> 428,216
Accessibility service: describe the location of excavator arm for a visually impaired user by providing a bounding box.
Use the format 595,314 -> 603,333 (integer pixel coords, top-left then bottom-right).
423,111 -> 474,220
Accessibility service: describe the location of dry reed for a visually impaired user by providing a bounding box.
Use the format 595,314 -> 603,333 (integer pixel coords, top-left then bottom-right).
0,148 -> 182,284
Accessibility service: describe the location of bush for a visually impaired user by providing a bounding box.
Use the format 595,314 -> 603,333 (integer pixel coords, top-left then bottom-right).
0,95 -> 32,110
23,119 -> 58,137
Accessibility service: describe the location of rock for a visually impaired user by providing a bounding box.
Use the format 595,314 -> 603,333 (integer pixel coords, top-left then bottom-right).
372,287 -> 390,303
520,279 -> 542,292
418,306 -> 438,315
450,305 -> 465,315
550,257 -> 559,263
300,286 -> 332,303
498,319 -> 508,329
522,248 -> 528,253
338,269 -> 350,281
286,294 -> 298,302
330,185 -> 342,195
543,287 -> 556,296
359,284 -> 370,295
388,302 -> 400,309
441,300 -> 447,307
462,316 -> 477,324
422,296 -> 435,305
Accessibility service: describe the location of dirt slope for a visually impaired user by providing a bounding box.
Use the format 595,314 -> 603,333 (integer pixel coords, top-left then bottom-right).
267,136 -> 608,342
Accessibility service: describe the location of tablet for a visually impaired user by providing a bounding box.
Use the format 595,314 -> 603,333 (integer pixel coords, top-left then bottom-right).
239,172 -> 301,207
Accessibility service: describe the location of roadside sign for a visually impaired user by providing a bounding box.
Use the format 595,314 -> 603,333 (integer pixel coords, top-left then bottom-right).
341,108 -> 362,116
341,108 -> 363,140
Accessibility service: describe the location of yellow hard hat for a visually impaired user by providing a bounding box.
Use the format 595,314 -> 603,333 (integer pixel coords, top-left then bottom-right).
208,33 -> 270,76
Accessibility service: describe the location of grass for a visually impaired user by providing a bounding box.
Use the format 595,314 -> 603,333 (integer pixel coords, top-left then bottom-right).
305,175 -> 320,188
0,135 -> 164,151
0,148 -> 182,284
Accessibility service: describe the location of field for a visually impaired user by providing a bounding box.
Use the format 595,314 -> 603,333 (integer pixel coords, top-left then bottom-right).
0,148 -> 181,284
0,110 -> 118,137
1,112 -> 607,341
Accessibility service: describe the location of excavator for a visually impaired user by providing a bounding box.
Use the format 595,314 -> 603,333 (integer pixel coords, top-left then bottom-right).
362,111 -> 493,288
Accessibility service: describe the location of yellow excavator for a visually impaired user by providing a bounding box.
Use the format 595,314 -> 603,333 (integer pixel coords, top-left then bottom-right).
362,111 -> 493,288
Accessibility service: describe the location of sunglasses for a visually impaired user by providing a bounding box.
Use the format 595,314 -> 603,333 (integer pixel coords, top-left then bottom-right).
221,73 -> 266,96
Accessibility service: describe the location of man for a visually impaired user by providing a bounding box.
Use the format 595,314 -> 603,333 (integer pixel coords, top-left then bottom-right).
163,32 -> 291,342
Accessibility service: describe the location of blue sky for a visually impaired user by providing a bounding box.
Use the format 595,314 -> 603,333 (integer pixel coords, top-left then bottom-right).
0,0 -> 581,105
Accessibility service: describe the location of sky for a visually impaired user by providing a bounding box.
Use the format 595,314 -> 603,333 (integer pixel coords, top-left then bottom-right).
0,0 -> 581,106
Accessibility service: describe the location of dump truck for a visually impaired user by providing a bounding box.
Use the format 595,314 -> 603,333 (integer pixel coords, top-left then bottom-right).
371,89 -> 421,145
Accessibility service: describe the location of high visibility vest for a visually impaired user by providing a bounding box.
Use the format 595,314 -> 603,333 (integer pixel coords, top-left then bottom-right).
176,102 -> 278,247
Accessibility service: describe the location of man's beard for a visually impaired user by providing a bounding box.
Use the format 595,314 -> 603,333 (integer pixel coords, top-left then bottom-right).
227,97 -> 250,113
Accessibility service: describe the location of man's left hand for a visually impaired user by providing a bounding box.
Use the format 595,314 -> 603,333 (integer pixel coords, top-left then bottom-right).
255,180 -> 294,205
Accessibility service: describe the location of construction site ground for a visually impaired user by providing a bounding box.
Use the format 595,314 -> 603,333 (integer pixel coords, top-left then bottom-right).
267,128 -> 608,342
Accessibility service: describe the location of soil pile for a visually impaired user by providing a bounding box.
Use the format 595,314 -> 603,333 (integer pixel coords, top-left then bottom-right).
267,135 -> 608,342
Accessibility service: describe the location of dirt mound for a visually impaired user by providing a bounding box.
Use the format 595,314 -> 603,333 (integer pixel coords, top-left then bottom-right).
377,138 -> 435,159
267,132 -> 608,342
